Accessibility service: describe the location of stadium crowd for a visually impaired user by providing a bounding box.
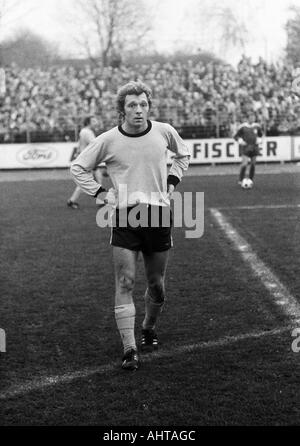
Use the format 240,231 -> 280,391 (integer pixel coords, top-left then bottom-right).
1,55 -> 300,142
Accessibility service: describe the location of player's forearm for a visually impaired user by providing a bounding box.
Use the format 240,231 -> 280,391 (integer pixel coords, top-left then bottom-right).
70,163 -> 102,197
169,155 -> 190,184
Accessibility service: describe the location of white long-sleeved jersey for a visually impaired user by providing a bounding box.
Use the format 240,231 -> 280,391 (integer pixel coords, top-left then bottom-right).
78,127 -> 96,152
70,120 -> 190,209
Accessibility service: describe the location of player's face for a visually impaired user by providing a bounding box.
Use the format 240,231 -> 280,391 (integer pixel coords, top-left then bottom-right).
90,117 -> 98,130
123,93 -> 150,133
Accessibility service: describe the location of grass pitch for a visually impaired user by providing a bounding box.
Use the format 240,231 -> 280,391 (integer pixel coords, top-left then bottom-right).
0,170 -> 300,426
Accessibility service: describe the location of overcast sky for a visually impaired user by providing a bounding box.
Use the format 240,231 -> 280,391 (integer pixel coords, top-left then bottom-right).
0,0 -> 297,65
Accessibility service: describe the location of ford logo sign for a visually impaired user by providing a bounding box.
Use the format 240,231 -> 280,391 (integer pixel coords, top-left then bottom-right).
17,147 -> 58,166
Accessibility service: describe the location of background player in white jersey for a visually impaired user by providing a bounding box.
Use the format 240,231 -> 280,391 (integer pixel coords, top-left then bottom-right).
67,116 -> 107,209
234,113 -> 263,186
71,81 -> 190,371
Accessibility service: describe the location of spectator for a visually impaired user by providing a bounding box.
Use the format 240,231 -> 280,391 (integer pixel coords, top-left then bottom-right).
1,57 -> 300,142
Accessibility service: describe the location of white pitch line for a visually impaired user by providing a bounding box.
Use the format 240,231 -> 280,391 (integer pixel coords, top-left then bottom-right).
210,208 -> 300,322
214,205 -> 300,210
0,325 -> 293,401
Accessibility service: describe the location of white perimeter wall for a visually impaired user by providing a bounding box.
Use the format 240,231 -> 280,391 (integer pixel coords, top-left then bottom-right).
0,136 -> 296,170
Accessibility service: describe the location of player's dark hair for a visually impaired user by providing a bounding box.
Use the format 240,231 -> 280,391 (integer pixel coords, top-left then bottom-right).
83,116 -> 93,127
116,81 -> 152,115
247,112 -> 256,122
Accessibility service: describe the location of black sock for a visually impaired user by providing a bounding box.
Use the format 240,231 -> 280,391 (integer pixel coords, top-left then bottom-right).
239,166 -> 247,181
249,164 -> 255,180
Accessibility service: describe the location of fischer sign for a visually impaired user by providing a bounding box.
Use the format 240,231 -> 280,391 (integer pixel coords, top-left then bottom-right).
167,137 -> 292,164
0,137 -> 295,169
292,137 -> 300,160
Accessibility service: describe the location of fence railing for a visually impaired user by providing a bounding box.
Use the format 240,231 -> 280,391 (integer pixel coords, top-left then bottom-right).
1,110 -> 300,143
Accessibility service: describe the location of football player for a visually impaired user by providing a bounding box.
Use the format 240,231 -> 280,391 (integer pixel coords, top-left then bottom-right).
71,81 -> 190,371
67,116 -> 108,209
234,113 -> 263,186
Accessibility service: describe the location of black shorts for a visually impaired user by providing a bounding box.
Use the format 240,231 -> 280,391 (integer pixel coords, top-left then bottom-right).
111,205 -> 173,254
241,144 -> 260,158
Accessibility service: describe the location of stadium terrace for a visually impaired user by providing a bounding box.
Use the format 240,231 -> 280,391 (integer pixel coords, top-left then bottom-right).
1,56 -> 300,144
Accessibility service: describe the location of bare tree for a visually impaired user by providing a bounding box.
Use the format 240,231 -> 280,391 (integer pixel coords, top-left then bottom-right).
0,0 -> 20,26
0,0 -> 38,65
185,0 -> 249,60
1,29 -> 59,68
213,6 -> 248,57
285,5 -> 300,65
65,0 -> 153,66
0,1 -> 18,63
0,0 -> 38,34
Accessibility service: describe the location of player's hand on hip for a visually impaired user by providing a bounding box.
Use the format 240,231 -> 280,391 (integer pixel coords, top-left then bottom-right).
167,184 -> 175,200
104,188 -> 117,205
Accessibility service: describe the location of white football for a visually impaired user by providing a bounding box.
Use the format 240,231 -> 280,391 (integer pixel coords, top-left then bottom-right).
242,178 -> 253,189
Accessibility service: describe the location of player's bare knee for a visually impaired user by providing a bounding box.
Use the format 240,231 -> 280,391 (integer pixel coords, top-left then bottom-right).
148,281 -> 165,304
119,274 -> 135,293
